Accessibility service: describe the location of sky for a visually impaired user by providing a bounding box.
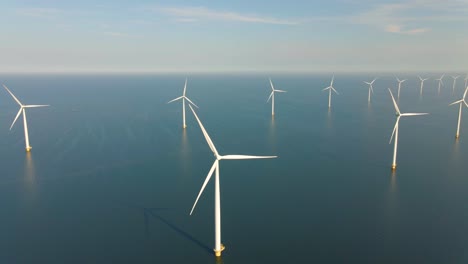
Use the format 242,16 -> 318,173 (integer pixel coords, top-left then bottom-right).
0,0 -> 467,73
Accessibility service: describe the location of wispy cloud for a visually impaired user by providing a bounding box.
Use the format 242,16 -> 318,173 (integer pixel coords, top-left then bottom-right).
104,31 -> 130,37
352,0 -> 468,34
155,6 -> 299,25
16,8 -> 62,19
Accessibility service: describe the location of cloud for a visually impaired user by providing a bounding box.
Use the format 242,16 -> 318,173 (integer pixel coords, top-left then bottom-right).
156,6 -> 299,25
104,31 -> 130,37
385,24 -> 431,35
16,8 -> 62,18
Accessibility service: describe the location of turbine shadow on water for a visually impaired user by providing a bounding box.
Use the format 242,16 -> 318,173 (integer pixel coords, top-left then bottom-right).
143,207 -> 212,254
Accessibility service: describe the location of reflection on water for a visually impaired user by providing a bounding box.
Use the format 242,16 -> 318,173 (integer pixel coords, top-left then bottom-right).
179,129 -> 191,179
385,170 -> 398,241
23,152 -> 37,205
215,256 -> 224,264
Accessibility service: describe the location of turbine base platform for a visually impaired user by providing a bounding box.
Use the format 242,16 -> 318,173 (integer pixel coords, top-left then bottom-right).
26,147 -> 32,152
183,125 -> 187,129
391,164 -> 396,170
456,134 -> 460,139
214,244 -> 225,257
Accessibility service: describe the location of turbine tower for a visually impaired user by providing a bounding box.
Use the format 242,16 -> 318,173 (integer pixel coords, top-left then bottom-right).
418,76 -> 429,96
449,86 -> 468,139
396,77 -> 406,99
267,78 -> 286,116
435,74 -> 445,94
452,75 -> 460,94
323,75 -> 339,108
167,78 -> 198,128
364,77 -> 377,102
388,89 -> 428,170
188,105 -> 276,257
3,84 -> 49,152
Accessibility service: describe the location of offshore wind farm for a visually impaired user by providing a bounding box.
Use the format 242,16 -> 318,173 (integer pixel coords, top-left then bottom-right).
1,73 -> 468,263
0,0 -> 467,263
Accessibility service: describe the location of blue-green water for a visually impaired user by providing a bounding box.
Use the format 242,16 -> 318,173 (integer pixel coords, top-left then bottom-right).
0,73 -> 467,263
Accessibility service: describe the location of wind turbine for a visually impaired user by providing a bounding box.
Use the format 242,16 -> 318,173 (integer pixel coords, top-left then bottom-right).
464,74 -> 468,89
449,86 -> 468,139
388,89 -> 428,170
267,78 -> 286,116
322,75 -> 339,108
363,77 -> 377,102
3,84 -> 49,152
167,78 -> 198,128
418,76 -> 429,96
435,74 -> 445,94
452,75 -> 460,94
188,104 -> 276,257
396,77 -> 406,99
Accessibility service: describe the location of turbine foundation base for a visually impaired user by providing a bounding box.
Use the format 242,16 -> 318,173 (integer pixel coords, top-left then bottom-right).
456,134 -> 460,139
26,147 -> 32,152
391,164 -> 396,170
214,244 -> 225,257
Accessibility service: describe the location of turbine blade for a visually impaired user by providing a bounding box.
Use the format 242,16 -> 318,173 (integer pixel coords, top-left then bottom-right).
388,89 -> 401,114
189,161 -> 217,215
371,78 -> 377,84
331,75 -> 334,86
464,101 -> 468,108
188,105 -> 219,156
463,86 -> 468,99
418,76 -> 422,81
184,97 -> 199,108
10,108 -> 23,130
267,91 -> 274,102
364,81 -> 371,85
450,100 -> 464,106
331,87 -> 339,95
275,89 -> 287,93
24,104 -> 49,108
183,78 -> 187,96
370,85 -> 374,94
269,78 -> 275,91
3,84 -> 23,106
389,118 -> 400,144
220,155 -> 277,160
400,113 -> 429,116
167,96 -> 183,104
322,86 -> 331,91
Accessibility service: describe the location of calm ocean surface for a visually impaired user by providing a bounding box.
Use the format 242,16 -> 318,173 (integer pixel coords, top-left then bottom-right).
0,73 -> 467,263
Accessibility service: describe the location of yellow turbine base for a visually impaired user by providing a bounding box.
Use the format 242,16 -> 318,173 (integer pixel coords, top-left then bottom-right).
26,147 -> 32,152
214,244 -> 225,257
456,134 -> 460,139
391,164 -> 396,170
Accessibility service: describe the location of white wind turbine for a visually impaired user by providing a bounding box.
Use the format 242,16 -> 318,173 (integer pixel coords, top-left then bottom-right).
3,84 -> 49,152
464,74 -> 468,89
435,74 -> 445,94
452,75 -> 460,94
396,77 -> 406,99
449,86 -> 468,139
322,75 -> 339,108
363,77 -> 377,102
167,78 -> 198,128
418,76 -> 429,96
388,89 -> 428,170
267,78 -> 286,116
188,104 -> 276,257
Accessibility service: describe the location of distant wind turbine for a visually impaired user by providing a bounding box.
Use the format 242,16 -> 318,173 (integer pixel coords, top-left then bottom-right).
464,74 -> 468,89
267,78 -> 286,116
449,86 -> 468,139
323,75 -> 339,108
435,74 -> 445,94
363,77 -> 377,102
188,104 -> 276,257
3,84 -> 49,152
418,76 -> 429,96
388,89 -> 428,170
167,78 -> 198,128
396,77 -> 406,99
452,75 -> 460,94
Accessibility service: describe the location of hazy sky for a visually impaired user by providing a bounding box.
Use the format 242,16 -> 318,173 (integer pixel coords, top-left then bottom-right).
0,0 -> 467,73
